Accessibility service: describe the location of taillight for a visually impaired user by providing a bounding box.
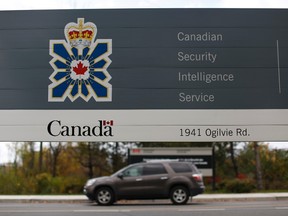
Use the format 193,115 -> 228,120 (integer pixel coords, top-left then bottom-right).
192,174 -> 203,182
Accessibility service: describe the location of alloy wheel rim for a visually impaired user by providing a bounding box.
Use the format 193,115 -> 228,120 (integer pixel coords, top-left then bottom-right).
173,189 -> 187,203
98,190 -> 111,204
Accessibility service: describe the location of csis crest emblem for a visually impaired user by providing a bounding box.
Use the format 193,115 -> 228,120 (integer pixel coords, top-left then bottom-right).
48,18 -> 112,102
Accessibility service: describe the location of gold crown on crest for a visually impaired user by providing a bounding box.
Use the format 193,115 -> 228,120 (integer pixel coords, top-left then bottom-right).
65,18 -> 97,47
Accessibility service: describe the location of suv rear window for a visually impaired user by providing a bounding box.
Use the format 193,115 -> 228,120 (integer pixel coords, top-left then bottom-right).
169,163 -> 192,173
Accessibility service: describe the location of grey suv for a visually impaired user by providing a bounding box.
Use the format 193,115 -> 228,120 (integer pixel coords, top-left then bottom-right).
83,161 -> 205,205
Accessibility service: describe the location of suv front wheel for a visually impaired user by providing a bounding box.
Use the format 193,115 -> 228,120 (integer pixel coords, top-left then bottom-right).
95,187 -> 114,206
170,186 -> 189,205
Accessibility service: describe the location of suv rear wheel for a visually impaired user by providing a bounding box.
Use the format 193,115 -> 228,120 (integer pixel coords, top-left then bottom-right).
170,186 -> 189,205
95,187 -> 114,206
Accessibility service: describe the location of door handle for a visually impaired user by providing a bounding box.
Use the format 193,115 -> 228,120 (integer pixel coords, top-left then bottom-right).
136,178 -> 143,181
160,176 -> 168,180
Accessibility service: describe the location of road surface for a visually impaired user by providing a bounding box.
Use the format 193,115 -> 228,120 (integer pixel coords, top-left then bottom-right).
0,200 -> 287,216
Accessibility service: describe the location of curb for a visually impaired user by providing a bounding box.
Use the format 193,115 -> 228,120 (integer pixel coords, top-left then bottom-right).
0,195 -> 86,203
194,193 -> 288,202
0,193 -> 288,203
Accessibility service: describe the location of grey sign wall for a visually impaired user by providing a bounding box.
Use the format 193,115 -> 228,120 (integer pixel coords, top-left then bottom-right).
1,9 -> 288,109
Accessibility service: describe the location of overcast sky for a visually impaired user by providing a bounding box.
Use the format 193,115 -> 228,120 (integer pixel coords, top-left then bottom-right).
1,0 -> 288,163
0,0 -> 288,10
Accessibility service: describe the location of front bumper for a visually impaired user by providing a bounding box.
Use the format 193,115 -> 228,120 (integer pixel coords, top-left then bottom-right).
83,187 -> 95,201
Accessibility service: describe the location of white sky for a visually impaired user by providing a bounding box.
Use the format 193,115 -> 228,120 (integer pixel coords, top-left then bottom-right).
0,0 -> 288,10
1,0 -> 288,163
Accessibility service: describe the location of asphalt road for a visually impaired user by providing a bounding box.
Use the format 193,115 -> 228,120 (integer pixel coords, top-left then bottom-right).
0,200 -> 288,216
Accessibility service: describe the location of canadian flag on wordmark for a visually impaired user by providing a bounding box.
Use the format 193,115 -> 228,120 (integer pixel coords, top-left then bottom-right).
103,120 -> 114,126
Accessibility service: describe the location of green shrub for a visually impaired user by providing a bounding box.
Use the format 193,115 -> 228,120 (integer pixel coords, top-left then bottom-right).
221,179 -> 256,193
35,173 -> 53,194
35,173 -> 85,194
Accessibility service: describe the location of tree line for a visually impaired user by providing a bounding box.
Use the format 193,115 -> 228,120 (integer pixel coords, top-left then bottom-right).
0,142 -> 287,194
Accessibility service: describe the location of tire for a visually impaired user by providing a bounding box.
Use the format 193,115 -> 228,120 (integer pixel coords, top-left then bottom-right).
95,187 -> 114,206
170,186 -> 189,205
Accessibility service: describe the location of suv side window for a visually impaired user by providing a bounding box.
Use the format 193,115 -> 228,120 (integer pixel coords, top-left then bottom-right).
143,163 -> 167,175
123,165 -> 143,177
169,163 -> 192,173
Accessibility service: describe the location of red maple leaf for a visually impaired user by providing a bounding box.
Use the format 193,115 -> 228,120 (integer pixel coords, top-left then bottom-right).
73,61 -> 88,75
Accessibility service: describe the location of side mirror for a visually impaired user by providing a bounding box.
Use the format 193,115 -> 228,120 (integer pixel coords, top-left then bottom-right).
117,173 -> 124,179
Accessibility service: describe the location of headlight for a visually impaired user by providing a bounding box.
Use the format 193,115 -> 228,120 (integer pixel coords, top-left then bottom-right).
85,179 -> 97,187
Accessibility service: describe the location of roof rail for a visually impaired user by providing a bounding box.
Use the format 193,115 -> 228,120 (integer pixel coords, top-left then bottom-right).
144,159 -> 180,163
